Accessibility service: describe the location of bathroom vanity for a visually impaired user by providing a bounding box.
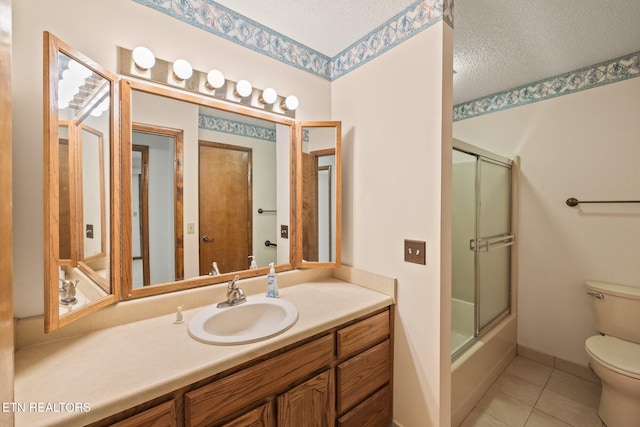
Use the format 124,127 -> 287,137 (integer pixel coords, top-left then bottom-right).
14,268 -> 395,426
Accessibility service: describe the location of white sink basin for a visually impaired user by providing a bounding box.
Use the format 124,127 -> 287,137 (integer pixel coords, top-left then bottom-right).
188,296 -> 299,345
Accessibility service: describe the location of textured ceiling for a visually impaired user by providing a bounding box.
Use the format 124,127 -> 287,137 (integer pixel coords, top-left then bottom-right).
453,0 -> 640,104
210,0 -> 640,104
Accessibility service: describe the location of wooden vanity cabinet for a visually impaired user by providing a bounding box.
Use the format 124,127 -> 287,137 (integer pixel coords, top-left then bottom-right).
184,334 -> 335,426
220,402 -> 275,427
336,310 -> 392,427
108,400 -> 178,427
277,369 -> 335,427
93,307 -> 392,427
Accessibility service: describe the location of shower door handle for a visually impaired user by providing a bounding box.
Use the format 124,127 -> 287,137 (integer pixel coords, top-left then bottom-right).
470,233 -> 515,252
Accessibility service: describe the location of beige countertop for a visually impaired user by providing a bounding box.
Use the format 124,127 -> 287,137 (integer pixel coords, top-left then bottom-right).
14,268 -> 395,426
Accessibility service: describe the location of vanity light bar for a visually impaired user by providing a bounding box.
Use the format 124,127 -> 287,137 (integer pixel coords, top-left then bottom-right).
118,47 -> 297,118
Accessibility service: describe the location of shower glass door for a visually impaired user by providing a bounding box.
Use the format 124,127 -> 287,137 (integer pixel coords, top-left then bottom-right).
451,150 -> 477,354
477,158 -> 512,332
452,142 -> 513,357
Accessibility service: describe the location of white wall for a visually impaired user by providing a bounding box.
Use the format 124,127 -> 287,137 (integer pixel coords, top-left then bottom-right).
453,77 -> 640,365
332,22 -> 453,427
12,0 -> 330,317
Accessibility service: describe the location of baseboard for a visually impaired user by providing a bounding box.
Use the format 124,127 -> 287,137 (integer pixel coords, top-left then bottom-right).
516,344 -> 600,384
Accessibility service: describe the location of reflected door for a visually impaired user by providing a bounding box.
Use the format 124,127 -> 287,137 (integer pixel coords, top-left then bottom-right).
131,127 -> 183,286
199,142 -> 252,275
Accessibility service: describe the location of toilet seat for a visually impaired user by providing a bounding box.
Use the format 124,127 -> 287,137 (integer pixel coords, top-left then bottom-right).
586,335 -> 640,380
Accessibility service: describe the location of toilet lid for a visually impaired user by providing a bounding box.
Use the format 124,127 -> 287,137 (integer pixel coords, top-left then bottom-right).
585,335 -> 640,379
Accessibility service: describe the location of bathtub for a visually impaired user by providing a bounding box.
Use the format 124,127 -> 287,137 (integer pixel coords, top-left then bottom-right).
451,313 -> 517,426
451,298 -> 475,355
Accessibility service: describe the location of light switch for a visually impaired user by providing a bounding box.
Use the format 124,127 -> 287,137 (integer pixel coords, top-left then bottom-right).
404,239 -> 426,265
187,223 -> 195,234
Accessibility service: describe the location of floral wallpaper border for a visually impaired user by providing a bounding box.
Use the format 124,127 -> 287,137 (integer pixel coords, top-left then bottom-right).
454,51 -> 640,121
131,0 -> 451,81
199,114 -> 276,142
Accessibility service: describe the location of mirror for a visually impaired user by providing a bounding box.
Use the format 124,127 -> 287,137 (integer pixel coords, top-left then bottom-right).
121,80 -> 295,298
44,32 -> 120,332
296,122 -> 342,267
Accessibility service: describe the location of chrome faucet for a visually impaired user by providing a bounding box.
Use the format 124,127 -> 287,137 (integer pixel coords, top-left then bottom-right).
209,261 -> 220,276
59,279 -> 79,306
216,275 -> 246,308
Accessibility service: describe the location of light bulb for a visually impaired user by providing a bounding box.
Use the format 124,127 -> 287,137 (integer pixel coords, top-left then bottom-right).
206,69 -> 225,89
281,95 -> 299,111
132,46 -> 156,70
172,59 -> 193,80
260,88 -> 278,104
235,79 -> 253,98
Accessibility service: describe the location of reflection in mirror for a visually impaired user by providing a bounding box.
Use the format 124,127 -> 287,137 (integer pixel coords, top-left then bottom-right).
297,122 -> 342,267
44,32 -> 120,332
131,124 -> 184,287
121,80 -> 294,298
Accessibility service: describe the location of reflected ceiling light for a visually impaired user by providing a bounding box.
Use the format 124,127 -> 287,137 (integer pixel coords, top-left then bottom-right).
132,46 -> 156,70
90,97 -> 110,117
281,95 -> 299,111
206,69 -> 225,89
172,59 -> 193,80
57,60 -> 91,110
235,79 -> 253,98
67,59 -> 92,80
259,87 -> 278,105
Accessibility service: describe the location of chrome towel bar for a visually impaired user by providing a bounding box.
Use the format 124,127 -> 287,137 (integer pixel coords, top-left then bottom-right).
470,233 -> 516,252
566,197 -> 640,207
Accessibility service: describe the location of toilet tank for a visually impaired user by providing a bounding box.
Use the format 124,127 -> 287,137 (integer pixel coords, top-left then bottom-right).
586,281 -> 640,343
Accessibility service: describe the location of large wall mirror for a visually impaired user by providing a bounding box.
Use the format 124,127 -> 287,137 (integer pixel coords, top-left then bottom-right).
296,122 -> 342,268
44,32 -> 121,332
121,80 -> 295,298
44,34 -> 341,330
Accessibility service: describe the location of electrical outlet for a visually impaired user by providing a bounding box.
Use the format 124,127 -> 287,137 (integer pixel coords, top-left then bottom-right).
404,239 -> 426,265
280,225 -> 289,239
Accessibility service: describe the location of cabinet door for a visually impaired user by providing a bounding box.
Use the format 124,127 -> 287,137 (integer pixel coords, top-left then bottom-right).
277,370 -> 335,427
221,402 -> 275,427
110,400 -> 176,427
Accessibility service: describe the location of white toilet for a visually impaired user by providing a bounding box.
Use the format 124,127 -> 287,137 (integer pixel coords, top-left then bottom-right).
585,280 -> 640,427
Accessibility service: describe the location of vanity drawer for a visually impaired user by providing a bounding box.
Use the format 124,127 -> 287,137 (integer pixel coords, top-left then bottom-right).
185,334 -> 334,427
337,310 -> 389,359
337,385 -> 390,427
336,339 -> 390,414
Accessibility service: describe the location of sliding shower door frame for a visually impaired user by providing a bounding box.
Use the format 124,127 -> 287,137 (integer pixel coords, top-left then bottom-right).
453,139 -> 516,358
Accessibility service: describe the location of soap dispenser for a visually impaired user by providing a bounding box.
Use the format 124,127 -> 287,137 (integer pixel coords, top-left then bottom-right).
249,255 -> 258,270
266,262 -> 279,298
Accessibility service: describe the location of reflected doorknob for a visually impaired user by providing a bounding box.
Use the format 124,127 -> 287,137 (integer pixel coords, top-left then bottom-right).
202,236 -> 213,242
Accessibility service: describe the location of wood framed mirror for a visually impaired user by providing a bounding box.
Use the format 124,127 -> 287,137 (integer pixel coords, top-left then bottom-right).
44,32 -> 121,332
295,122 -> 342,268
121,79 -> 296,298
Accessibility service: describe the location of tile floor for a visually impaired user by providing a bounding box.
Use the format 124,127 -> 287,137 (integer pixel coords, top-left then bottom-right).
460,356 -> 604,427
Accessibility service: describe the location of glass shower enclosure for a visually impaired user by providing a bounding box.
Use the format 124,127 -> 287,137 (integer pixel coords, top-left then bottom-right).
451,140 -> 514,358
